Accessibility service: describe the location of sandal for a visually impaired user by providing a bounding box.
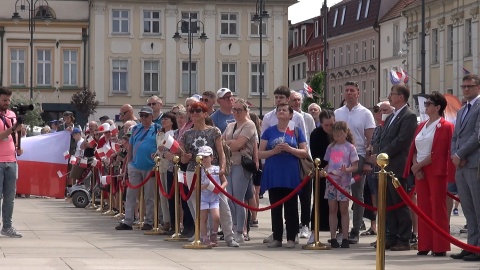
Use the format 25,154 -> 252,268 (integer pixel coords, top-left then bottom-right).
244,234 -> 251,241
360,228 -> 377,236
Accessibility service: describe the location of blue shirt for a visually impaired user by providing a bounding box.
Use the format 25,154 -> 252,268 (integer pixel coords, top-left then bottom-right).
153,113 -> 163,127
129,123 -> 160,170
210,110 -> 235,133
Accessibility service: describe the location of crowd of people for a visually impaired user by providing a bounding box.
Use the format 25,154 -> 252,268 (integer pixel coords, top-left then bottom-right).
0,74 -> 479,260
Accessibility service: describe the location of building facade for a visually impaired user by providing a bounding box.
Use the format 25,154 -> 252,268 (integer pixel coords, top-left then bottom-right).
403,0 -> 479,99
90,0 -> 295,119
0,0 -> 89,123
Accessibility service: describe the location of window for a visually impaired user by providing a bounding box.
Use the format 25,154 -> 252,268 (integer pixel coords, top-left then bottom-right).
371,39 -> 375,59
356,0 -> 362,20
143,11 -> 160,35
393,24 -> 400,56
346,45 -> 351,65
364,0 -> 370,18
63,50 -> 77,86
220,13 -> 237,36
354,43 -> 359,63
465,19 -> 472,57
301,27 -> 306,45
447,24 -> 453,61
112,60 -> 128,93
332,49 -> 336,68
314,21 -> 319,37
37,49 -> 51,86
293,30 -> 298,47
292,65 -> 296,81
432,28 -> 438,63
339,47 -> 343,66
181,61 -> 197,94
361,81 -> 366,103
338,85 -> 343,106
112,10 -> 129,34
341,6 -> 346,25
143,60 -> 160,94
333,9 -> 338,27
181,12 -> 198,34
250,14 -> 267,37
10,49 -> 25,85
371,79 -> 375,106
383,69 -> 388,94
332,86 -> 336,107
251,62 -> 266,94
362,41 -> 367,61
297,63 -> 301,79
221,62 -> 237,92
302,62 -> 306,78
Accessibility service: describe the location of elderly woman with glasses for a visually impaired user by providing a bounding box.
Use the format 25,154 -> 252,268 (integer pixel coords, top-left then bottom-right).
404,92 -> 454,257
223,98 -> 259,243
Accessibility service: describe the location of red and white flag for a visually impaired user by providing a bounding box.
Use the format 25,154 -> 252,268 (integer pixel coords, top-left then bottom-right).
91,158 -> 102,169
87,136 -> 96,147
96,147 -> 105,158
69,156 -> 78,165
102,144 -> 115,158
304,82 -> 313,93
285,120 -> 295,137
79,158 -> 88,168
110,124 -> 119,136
206,181 -> 221,194
177,171 -> 195,187
162,135 -> 180,153
100,175 -> 112,185
63,151 -> 70,160
112,142 -> 121,153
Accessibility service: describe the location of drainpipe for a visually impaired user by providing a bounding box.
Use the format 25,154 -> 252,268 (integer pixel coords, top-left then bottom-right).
0,27 -> 4,86
373,21 -> 380,103
82,28 -> 88,90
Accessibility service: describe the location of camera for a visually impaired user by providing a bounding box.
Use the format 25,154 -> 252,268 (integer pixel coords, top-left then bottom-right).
11,103 -> 34,125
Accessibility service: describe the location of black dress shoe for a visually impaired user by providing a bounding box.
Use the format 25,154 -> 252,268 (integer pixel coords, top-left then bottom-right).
450,250 -> 472,259
432,252 -> 446,257
390,244 -> 410,251
141,223 -> 153,230
463,253 -> 480,261
417,251 -> 430,255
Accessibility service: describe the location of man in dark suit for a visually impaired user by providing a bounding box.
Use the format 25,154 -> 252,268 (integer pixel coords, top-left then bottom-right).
377,84 -> 417,251
450,74 -> 480,261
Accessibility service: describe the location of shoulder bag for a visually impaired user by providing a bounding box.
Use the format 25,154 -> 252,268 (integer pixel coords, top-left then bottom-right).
295,127 -> 314,179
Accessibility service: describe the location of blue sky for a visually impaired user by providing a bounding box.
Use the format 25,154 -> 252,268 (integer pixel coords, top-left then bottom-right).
288,0 -> 342,24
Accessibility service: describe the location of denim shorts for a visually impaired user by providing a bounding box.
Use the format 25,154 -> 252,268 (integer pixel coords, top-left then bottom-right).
366,169 -> 378,195
447,182 -> 458,195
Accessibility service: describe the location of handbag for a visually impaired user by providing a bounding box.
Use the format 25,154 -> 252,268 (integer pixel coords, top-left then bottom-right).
295,127 -> 314,179
241,154 -> 257,174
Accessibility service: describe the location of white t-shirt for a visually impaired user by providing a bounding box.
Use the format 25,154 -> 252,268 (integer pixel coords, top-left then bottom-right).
75,138 -> 84,157
334,104 -> 376,156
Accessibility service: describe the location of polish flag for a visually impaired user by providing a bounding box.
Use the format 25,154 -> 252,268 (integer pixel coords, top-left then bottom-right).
110,124 -> 119,136
91,158 -> 102,169
304,82 -> 313,93
96,147 -> 106,158
285,120 -> 295,137
100,175 -> 112,185
79,158 -> 88,168
69,156 -> 78,165
87,136 -> 96,147
177,171 -> 195,187
63,151 -> 70,160
206,181 -> 221,194
112,142 -> 121,153
17,131 -> 71,199
102,144 -> 115,158
162,135 -> 180,153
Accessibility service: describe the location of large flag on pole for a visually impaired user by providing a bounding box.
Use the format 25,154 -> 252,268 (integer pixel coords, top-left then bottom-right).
17,131 -> 71,199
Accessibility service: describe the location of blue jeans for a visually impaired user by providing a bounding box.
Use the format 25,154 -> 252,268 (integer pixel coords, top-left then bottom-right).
0,162 -> 17,229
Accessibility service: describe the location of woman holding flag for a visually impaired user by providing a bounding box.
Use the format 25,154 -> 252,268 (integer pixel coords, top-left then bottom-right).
259,103 -> 309,248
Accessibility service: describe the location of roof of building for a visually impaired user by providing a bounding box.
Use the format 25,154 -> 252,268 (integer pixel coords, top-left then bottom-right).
327,0 -> 382,38
379,0 -> 416,23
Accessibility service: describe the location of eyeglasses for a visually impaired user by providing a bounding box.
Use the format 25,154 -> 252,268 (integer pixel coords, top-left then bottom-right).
424,101 -> 436,107
232,108 -> 244,113
147,103 -> 157,106
139,114 -> 151,118
189,108 -> 204,114
119,111 -> 128,116
460,84 -> 479,90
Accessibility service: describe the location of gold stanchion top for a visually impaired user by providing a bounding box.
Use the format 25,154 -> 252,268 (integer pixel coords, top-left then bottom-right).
376,153 -> 389,169
314,158 -> 321,167
196,155 -> 203,164
173,155 -> 180,164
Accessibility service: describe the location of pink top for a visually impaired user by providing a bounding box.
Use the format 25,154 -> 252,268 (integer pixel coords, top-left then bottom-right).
0,110 -> 17,162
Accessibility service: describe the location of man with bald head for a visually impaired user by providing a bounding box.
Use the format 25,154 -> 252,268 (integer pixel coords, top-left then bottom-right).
119,104 -> 138,124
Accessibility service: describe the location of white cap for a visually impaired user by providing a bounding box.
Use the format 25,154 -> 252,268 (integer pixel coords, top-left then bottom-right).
197,146 -> 213,156
217,88 -> 232,98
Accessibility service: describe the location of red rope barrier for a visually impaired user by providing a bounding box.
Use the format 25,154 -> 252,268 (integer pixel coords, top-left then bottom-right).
325,174 -> 415,212
207,171 -> 312,211
447,191 -> 460,202
125,171 -> 155,189
156,171 -> 175,199
179,174 -> 197,201
395,184 -> 480,254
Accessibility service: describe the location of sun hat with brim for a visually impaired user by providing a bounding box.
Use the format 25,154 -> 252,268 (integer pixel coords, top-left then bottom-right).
96,123 -> 111,133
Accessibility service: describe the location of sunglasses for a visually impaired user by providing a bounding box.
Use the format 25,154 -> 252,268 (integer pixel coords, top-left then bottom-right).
147,103 -> 157,106
189,108 -> 204,114
424,101 -> 436,107
139,114 -> 151,118
119,111 -> 128,116
232,108 -> 244,113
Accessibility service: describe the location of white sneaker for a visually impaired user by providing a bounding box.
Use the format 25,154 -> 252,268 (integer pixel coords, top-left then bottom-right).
295,234 -> 299,244
263,233 -> 274,243
336,233 -> 343,243
234,232 -> 245,244
299,225 -> 310,238
307,234 -> 315,245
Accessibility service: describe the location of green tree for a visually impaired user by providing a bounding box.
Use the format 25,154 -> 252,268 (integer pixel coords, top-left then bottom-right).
71,89 -> 99,119
11,92 -> 43,135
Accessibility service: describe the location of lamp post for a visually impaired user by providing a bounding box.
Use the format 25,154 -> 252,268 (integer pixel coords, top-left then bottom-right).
252,0 -> 269,118
322,0 -> 328,106
173,15 -> 208,98
12,0 -> 52,100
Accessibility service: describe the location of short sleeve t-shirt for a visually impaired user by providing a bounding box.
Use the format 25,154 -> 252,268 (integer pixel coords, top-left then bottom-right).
181,127 -> 222,171
210,110 -> 235,133
75,138 -> 84,157
129,124 -> 159,170
223,120 -> 257,165
0,110 -> 17,162
200,165 -> 221,203
324,142 -> 359,186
